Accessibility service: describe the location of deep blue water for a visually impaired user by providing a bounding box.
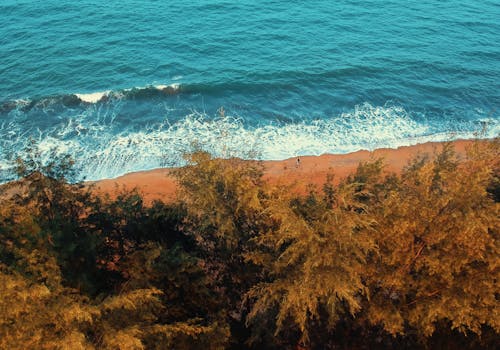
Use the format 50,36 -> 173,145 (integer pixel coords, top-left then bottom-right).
1,0 -> 499,180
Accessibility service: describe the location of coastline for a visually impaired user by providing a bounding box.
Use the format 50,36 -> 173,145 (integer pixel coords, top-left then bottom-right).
91,139 -> 478,204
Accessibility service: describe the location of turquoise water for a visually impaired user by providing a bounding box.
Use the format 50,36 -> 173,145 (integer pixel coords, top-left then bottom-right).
1,0 -> 499,180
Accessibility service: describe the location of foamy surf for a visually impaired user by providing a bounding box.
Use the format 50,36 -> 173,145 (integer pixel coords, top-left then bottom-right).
74,91 -> 111,103
0,83 -> 186,109
71,84 -> 182,104
0,103 -> 497,183
154,83 -> 180,91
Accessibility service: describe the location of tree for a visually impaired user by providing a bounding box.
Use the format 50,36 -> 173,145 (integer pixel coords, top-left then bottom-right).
364,142 -> 500,342
174,151 -> 269,346
1,143 -> 232,349
246,178 -> 376,347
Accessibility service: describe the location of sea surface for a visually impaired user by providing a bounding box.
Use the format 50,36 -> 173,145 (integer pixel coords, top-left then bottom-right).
1,0 -> 499,181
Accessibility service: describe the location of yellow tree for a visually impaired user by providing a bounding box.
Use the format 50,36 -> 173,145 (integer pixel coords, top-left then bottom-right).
246,179 -> 376,346
174,151 -> 269,344
365,142 -> 500,339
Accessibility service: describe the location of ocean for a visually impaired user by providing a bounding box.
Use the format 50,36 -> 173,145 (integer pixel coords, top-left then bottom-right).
1,0 -> 499,181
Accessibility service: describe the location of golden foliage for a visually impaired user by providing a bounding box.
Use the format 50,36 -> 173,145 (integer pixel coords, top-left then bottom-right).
174,151 -> 265,249
365,141 -> 500,337
246,180 -> 376,343
0,267 -> 93,350
1,140 -> 498,348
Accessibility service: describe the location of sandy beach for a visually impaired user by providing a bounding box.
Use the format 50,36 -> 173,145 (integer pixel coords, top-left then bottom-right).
92,140 -> 477,204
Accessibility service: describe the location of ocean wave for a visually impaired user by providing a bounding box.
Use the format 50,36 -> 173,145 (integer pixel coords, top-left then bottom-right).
75,91 -> 111,103
1,103 -> 497,183
0,84 -> 184,112
0,80 -> 294,111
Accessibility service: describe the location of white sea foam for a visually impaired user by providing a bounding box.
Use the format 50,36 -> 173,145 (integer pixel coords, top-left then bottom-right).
155,83 -> 180,91
1,103 -> 497,182
58,104 -> 498,180
75,91 -> 110,103
20,84 -> 182,107
0,159 -> 11,171
37,137 -> 80,156
73,84 -> 182,101
14,99 -> 31,107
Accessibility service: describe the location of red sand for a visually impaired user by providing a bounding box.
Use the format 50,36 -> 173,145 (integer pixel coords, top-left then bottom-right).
91,140 -> 475,205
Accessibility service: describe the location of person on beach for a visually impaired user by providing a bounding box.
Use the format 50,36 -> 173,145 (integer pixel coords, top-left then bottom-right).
296,157 -> 301,168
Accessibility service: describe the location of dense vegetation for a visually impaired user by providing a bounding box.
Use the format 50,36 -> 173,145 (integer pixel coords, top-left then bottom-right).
0,140 -> 498,349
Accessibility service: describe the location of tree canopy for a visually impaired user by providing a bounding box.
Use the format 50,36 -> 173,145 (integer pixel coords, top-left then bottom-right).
0,140 -> 498,349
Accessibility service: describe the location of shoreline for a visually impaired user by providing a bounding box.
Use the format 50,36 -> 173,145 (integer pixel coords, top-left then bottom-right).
91,139 -> 479,204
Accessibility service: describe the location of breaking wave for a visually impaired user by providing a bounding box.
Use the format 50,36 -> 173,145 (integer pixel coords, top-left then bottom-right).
0,103 -> 497,182
1,84 -> 182,112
